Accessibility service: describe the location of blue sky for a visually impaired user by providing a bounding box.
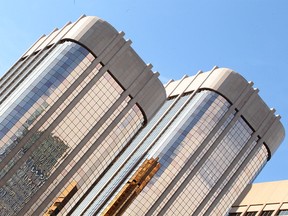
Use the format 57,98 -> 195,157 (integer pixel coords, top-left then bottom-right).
0,0 -> 287,183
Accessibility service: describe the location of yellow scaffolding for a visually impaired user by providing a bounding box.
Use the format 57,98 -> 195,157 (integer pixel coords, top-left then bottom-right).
101,157 -> 160,216
43,180 -> 78,216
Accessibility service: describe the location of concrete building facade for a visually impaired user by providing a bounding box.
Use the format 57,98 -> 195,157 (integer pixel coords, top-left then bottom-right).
0,16 -> 166,215
229,180 -> 288,216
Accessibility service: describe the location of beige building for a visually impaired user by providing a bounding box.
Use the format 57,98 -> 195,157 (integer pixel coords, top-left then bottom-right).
229,180 -> 288,216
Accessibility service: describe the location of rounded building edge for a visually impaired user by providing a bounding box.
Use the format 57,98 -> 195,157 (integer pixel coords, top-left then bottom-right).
64,16 -> 124,58
24,15 -> 167,122
212,68 -> 285,158
23,16 -> 124,58
165,67 -> 285,159
135,73 -> 167,122
265,118 -> 285,158
71,16 -> 167,122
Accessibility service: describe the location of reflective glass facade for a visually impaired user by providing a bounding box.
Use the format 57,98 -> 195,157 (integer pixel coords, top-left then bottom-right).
0,47 -> 52,104
278,210 -> 288,215
124,90 -> 269,216
0,41 -> 96,215
0,16 -> 284,216
0,41 -> 94,159
0,40 -> 148,215
123,90 -> 259,216
212,145 -> 267,215
84,87 -> 273,216
72,96 -> 177,215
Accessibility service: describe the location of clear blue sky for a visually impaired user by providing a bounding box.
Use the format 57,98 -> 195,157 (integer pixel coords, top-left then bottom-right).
0,0 -> 287,183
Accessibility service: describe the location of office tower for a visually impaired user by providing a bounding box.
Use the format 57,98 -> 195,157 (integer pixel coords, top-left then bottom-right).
0,15 -> 285,216
75,68 -> 285,216
229,180 -> 288,216
0,16 -> 166,216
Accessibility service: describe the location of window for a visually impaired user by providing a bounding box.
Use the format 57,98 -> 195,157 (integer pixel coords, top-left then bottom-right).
261,210 -> 274,216
278,210 -> 288,216
229,213 -> 242,216
245,212 -> 257,216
